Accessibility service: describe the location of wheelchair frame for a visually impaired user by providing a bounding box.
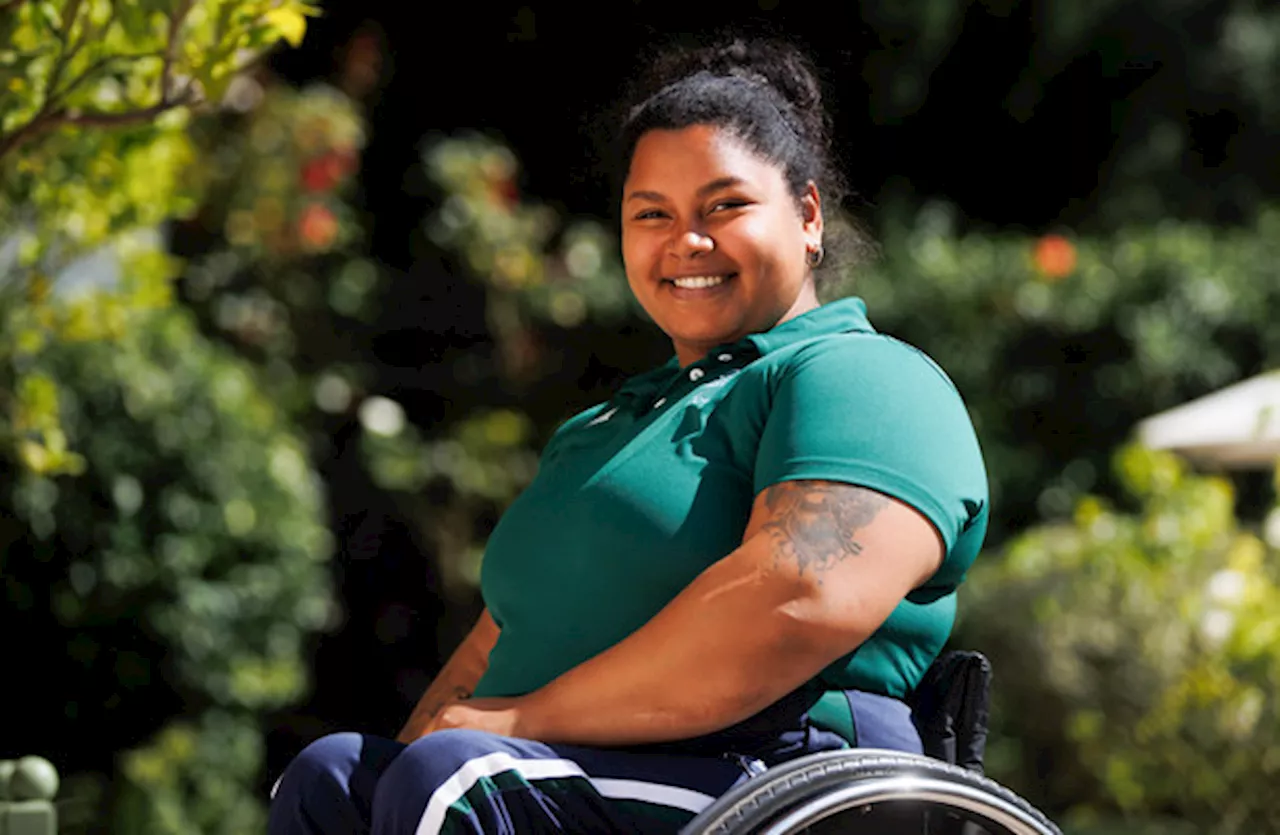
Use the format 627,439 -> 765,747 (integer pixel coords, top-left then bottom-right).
680,651 -> 1062,835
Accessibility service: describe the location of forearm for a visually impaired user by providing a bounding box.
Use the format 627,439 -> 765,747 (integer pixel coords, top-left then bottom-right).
521,537 -> 857,746
397,607 -> 500,743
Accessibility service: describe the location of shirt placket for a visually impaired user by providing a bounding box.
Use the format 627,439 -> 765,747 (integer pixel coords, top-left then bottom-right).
647,346 -> 756,413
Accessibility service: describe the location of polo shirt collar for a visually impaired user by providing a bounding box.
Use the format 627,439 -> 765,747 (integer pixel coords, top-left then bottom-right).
744,296 -> 876,356
611,356 -> 681,410
611,297 -> 876,410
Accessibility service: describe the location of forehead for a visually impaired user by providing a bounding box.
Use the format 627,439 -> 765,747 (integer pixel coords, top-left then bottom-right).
624,125 -> 783,192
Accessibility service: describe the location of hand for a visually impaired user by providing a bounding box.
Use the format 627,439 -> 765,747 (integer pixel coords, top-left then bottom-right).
395,686 -> 471,744
414,696 -> 531,741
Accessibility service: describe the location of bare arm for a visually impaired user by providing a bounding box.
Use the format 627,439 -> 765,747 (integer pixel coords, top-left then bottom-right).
396,607 -> 500,743
433,480 -> 944,746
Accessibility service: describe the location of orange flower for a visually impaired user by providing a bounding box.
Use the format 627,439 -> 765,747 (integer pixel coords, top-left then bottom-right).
297,202 -> 339,251
1033,234 -> 1077,280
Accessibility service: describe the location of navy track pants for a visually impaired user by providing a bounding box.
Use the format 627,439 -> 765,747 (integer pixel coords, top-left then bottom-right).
268,692 -> 921,834
267,729 -> 756,835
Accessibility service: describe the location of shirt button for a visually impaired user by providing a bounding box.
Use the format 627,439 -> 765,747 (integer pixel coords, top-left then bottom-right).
717,353 -> 733,362
652,397 -> 666,409
689,368 -> 705,381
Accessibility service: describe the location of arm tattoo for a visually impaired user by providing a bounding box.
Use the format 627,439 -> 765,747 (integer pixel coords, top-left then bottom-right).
761,481 -> 889,578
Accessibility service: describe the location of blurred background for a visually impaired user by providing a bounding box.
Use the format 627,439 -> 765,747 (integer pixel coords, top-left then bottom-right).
2,1 -> 1279,832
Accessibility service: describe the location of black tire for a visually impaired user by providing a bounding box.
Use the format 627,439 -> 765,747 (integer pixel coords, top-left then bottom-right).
680,750 -> 1062,835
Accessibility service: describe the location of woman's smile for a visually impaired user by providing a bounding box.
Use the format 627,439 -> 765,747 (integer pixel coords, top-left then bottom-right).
667,274 -> 732,290
664,272 -> 738,300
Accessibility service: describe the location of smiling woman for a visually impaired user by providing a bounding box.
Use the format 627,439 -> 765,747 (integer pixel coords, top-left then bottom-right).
268,38 -> 989,835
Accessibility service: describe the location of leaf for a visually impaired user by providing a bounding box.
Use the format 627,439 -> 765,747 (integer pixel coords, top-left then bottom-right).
260,6 -> 309,48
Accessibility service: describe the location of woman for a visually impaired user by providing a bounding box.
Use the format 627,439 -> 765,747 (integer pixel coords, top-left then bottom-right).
270,38 -> 987,835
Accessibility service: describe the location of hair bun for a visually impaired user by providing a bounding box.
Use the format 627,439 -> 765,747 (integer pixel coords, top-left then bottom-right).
701,39 -> 824,117
639,37 -> 828,154
642,38 -> 822,115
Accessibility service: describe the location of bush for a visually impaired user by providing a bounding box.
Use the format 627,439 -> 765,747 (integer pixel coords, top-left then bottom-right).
958,445 -> 1280,832
1,306 -> 333,833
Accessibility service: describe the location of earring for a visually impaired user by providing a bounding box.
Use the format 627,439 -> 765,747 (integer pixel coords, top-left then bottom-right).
806,243 -> 824,268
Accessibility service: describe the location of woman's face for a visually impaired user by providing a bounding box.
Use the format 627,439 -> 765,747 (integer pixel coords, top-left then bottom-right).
621,124 -> 823,367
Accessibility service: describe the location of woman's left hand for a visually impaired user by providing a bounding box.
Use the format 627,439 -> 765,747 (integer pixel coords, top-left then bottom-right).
420,696 -> 531,740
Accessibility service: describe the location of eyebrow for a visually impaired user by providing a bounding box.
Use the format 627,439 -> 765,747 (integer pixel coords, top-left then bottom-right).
625,176 -> 746,203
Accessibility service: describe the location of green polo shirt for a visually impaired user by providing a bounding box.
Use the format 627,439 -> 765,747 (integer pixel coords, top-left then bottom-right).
473,297 -> 988,742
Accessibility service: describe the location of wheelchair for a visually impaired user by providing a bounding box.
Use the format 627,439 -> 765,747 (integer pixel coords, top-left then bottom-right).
680,652 -> 1062,835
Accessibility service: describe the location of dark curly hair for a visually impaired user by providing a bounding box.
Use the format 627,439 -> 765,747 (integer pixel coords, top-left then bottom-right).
615,38 -> 875,280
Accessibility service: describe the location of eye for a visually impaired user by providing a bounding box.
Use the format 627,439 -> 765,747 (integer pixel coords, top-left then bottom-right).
633,208 -> 668,221
709,198 -> 749,213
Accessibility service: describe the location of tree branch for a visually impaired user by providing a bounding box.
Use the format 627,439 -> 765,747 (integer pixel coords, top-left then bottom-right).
0,105 -> 62,159
0,86 -> 198,159
66,88 -> 199,128
0,0 -> 197,161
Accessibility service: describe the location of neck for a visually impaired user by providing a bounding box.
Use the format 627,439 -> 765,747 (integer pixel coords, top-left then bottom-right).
772,282 -> 822,331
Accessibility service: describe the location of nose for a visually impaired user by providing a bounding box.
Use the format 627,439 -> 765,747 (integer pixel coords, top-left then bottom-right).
668,227 -> 714,260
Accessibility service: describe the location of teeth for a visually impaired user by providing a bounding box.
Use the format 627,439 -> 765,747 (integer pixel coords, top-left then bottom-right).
670,275 -> 727,289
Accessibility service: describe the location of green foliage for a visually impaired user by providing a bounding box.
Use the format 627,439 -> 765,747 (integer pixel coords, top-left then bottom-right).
4,305 -> 333,832
181,129 -> 628,602
193,82 -> 365,263
833,204 -> 1280,539
177,79 -> 373,412
362,406 -> 537,501
1,7 -> 333,831
1216,3 -> 1280,126
959,445 -> 1280,831
0,0 -> 319,476
362,405 -> 539,592
0,0 -> 320,263
115,711 -> 267,835
422,135 -> 635,379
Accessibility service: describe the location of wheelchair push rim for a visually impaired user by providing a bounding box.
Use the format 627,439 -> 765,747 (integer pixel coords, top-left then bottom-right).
758,772 -> 1059,835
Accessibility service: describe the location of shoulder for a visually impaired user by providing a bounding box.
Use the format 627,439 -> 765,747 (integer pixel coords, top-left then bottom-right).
752,329 -> 981,462
761,330 -> 966,407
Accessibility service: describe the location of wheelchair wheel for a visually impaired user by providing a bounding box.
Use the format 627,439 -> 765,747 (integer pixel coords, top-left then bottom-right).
680,750 -> 1061,835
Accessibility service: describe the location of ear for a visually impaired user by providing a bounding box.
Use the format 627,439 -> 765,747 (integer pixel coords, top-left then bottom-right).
799,181 -> 824,247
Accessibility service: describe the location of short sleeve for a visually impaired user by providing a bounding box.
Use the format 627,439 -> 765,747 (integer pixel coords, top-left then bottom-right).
753,335 -> 988,586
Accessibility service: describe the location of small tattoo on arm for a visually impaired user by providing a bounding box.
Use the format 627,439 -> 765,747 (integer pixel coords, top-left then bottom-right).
761,481 -> 888,578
